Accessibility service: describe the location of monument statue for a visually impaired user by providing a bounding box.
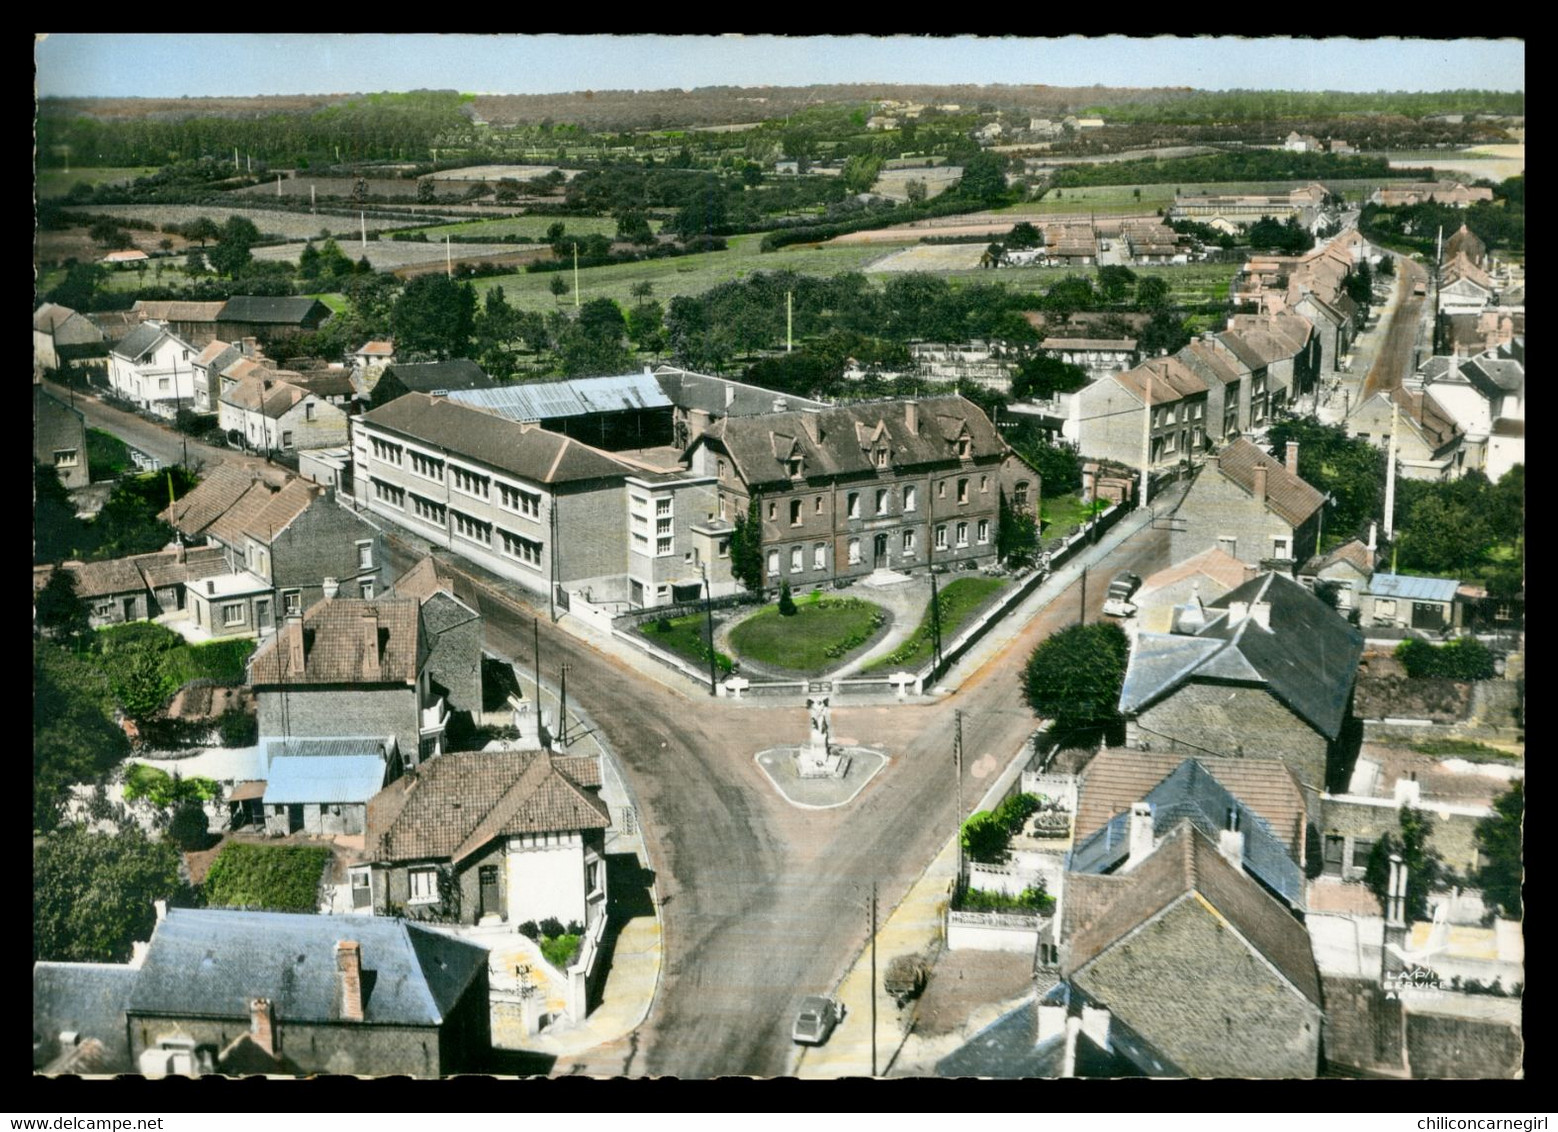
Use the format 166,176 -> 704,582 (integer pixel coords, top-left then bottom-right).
806,695 -> 831,753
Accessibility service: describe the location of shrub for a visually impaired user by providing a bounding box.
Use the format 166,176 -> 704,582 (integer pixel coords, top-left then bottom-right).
777,581 -> 797,616
540,933 -> 582,969
957,885 -> 1055,915
518,920 -> 540,941
217,706 -> 258,748
168,801 -> 212,852
123,765 -> 218,809
201,843 -> 330,913
961,811 -> 1010,864
539,916 -> 565,939
1396,638 -> 1497,681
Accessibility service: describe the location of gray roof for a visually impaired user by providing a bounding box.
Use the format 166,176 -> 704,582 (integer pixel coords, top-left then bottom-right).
935,996 -> 1150,1079
449,372 -> 671,422
1366,573 -> 1460,602
219,296 -> 330,325
262,753 -> 388,805
1120,572 -> 1364,741
379,360 -> 496,395
33,962 -> 138,1072
653,366 -> 829,417
1067,759 -> 1305,909
126,908 -> 486,1027
111,322 -> 171,361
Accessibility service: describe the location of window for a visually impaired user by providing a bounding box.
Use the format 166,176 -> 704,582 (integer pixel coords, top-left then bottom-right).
222,603 -> 246,627
372,479 -> 405,509
357,542 -> 374,570
408,867 -> 439,905
1375,599 -> 1397,619
937,481 -> 947,499
359,581 -> 374,600
718,495 -> 727,521
935,525 -> 948,550
281,431 -> 294,449
1351,838 -> 1375,871
1323,836 -> 1345,878
500,529 -> 544,567
767,550 -> 780,576
96,602 -> 112,617
632,532 -> 649,549
656,517 -> 673,537
813,543 -> 826,570
977,519 -> 990,544
282,590 -> 301,615
656,536 -> 673,556
371,437 -> 403,465
53,449 -> 78,468
412,495 -> 446,525
958,437 -> 971,458
790,546 -> 803,573
789,457 -> 803,478
158,377 -> 170,391
451,466 -> 490,498
1272,537 -> 1290,559
305,402 -> 316,422
847,538 -> 862,565
717,459 -> 726,478
980,475 -> 989,493
1014,482 -> 1029,508
452,511 -> 492,546
957,479 -> 969,504
902,529 -> 916,554
904,485 -> 917,512
956,521 -> 969,547
874,447 -> 888,468
876,489 -> 889,515
815,496 -> 824,514
768,501 -> 777,521
410,451 -> 445,481
790,499 -> 803,526
656,498 -> 672,517
718,539 -> 730,559
848,492 -> 860,519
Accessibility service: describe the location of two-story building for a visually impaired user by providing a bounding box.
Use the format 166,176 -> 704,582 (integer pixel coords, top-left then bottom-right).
219,373 -> 351,454
1062,355 -> 1209,470
1171,438 -> 1326,571
33,303 -> 105,372
34,380 -> 91,490
1347,386 -> 1465,481
106,321 -> 198,416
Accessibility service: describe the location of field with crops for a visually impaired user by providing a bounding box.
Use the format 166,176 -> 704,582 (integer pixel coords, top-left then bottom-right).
232,176 -> 425,199
426,164 -> 580,182
60,204 -> 427,241
251,239 -> 539,273
403,214 -> 648,240
37,166 -> 160,199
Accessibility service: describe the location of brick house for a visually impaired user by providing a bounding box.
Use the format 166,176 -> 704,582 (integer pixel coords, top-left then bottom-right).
687,395 -> 1040,585
1348,386 -> 1465,481
365,750 -> 609,929
34,381 -> 90,490
1297,538 -> 1376,614
1170,438 -> 1326,570
1118,571 -> 1365,803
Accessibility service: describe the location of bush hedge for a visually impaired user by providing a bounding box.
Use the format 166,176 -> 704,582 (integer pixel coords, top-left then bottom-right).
202,843 -> 330,913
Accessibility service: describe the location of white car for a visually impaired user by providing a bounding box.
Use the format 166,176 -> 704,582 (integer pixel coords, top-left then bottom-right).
1101,596 -> 1138,618
791,995 -> 845,1045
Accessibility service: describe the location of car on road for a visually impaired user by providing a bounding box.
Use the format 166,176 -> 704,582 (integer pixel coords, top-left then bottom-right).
1102,570 -> 1143,618
791,995 -> 845,1045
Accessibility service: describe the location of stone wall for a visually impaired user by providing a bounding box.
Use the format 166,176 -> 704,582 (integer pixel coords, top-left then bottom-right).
1171,461 -> 1320,567
258,686 -> 419,767
1405,1007 -> 1522,1078
1318,795 -> 1487,875
273,497 -> 386,612
1320,974 -> 1404,1075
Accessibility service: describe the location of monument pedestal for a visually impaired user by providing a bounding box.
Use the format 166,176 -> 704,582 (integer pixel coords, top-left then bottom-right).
793,742 -> 852,779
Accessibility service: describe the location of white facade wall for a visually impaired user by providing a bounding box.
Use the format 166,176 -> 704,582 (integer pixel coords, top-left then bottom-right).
109,337 -> 198,414
507,832 -> 588,926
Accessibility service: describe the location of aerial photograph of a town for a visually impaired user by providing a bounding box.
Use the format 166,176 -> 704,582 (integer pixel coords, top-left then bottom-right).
31,33 -> 1525,1092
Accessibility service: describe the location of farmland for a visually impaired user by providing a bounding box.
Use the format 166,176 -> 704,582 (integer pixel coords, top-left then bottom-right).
251,240 -> 543,274
232,176 -> 429,199
36,166 -> 160,199
425,164 -> 580,182
402,214 -> 648,240
59,204 -> 436,241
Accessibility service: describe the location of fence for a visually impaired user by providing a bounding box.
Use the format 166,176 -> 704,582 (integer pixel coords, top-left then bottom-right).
945,909 -> 1048,953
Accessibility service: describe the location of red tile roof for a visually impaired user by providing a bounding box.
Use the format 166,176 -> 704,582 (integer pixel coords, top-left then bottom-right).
1213,438 -> 1325,527
249,598 -> 422,686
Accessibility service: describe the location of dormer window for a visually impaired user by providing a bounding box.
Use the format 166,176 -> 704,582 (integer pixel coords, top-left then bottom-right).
789,457 -> 803,478
958,437 -> 971,459
874,447 -> 889,468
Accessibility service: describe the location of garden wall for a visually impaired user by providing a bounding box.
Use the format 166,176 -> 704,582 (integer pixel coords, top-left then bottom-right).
945,910 -> 1045,953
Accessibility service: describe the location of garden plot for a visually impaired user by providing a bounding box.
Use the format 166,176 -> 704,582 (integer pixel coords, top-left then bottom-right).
62,204 -> 425,241
250,240 -> 538,272
426,164 -> 580,182
872,165 -> 963,201
233,176 -> 426,199
871,243 -> 988,272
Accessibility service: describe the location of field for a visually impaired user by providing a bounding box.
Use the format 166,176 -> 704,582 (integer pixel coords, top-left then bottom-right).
61,204 -> 429,241
426,165 -> 580,182
403,214 -> 645,240
251,240 -> 541,273
233,176 -> 427,199
872,166 -> 963,202
37,166 -> 160,199
872,244 -> 987,272
472,232 -> 904,312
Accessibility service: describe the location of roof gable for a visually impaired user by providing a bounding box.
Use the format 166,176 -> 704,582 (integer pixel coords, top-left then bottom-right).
1211,438 -> 1325,527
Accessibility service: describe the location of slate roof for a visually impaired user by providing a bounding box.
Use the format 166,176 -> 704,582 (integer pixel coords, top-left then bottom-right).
1064,824 -> 1321,1008
1114,356 -> 1208,406
389,555 -> 482,613
1211,438 -> 1325,527
1445,224 -> 1487,265
125,908 -> 486,1027
1460,355 -> 1524,396
1366,573 -> 1460,603
1299,538 -> 1375,579
368,750 -> 609,865
1072,748 -> 1307,860
1178,339 -> 1246,386
448,372 -> 671,422
1067,758 -> 1306,908
249,598 -> 424,686
700,394 -> 1009,490
219,296 -> 330,326
1120,572 -> 1364,742
378,360 -> 495,395
1390,385 -> 1462,450
33,962 -> 139,1073
935,998 -> 1150,1078
34,303 -> 104,344
65,554 -> 158,598
262,753 -> 388,805
653,366 -> 829,417
161,465 -> 268,536
111,322 -> 172,362
361,393 -> 633,486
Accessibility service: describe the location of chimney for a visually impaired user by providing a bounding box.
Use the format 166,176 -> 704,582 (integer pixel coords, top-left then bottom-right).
724,384 -> 735,408
905,399 -> 919,434
322,576 -> 339,600
1368,521 -> 1378,554
1126,802 -> 1154,870
360,609 -> 381,681
1249,600 -> 1272,630
336,940 -> 364,1022
286,618 -> 305,675
772,397 -> 789,413
1219,828 -> 1245,870
1285,441 -> 1300,474
1228,600 -> 1250,623
249,997 -> 276,1056
1393,778 -> 1422,806
1252,463 -> 1268,507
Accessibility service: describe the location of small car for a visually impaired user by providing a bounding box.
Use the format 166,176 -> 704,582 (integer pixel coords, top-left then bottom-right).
791,995 -> 845,1045
1102,571 -> 1142,618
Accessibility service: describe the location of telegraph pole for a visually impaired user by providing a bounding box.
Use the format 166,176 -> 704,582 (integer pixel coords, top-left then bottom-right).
869,881 -> 878,1078
701,564 -> 718,696
558,663 -> 571,747
532,618 -> 542,724
929,569 -> 944,672
573,242 -> 580,309
954,709 -> 964,892
1079,565 -> 1087,626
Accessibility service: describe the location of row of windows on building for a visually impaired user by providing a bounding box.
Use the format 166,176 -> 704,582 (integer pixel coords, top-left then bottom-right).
765,519 -> 990,575
372,438 -> 541,518
724,476 -> 1030,526
374,478 -> 543,569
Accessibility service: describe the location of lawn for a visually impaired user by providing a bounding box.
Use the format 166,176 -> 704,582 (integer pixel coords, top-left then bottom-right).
403,215 -> 645,241
473,233 -> 906,313
727,596 -> 885,673
86,428 -> 131,480
304,291 -> 349,314
202,843 -> 330,913
36,166 -> 160,199
860,577 -> 1007,673
1041,492 -> 1106,541
636,613 -> 733,677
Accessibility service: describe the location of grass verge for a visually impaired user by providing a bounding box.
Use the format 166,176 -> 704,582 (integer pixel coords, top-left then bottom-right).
728,595 -> 885,672
861,577 -> 1007,673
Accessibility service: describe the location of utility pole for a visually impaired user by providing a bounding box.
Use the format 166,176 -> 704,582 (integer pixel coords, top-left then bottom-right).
558,663 -> 570,747
701,564 -> 718,696
786,290 -> 793,353
929,569 -> 944,672
869,881 -> 878,1079
446,235 -> 452,279
1079,565 -> 1087,626
532,618 -> 542,724
954,709 -> 964,891
1384,400 -> 1399,540
573,242 -> 580,309
1139,371 -> 1154,510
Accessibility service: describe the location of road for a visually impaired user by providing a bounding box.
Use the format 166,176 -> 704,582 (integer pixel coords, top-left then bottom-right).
1360,255 -> 1430,403
393,517 -> 1171,1078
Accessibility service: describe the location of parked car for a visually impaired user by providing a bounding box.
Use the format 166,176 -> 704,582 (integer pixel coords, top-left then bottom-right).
1102,570 -> 1142,618
791,995 -> 845,1045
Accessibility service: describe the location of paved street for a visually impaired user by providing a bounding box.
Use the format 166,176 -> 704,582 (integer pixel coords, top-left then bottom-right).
1360,255 -> 1430,404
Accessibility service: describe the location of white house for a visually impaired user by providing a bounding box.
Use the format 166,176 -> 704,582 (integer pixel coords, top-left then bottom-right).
106,321 -> 198,417
219,373 -> 351,454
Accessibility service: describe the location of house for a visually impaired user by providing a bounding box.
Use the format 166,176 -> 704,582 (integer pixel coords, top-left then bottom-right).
1170,439 -> 1325,570
365,749 -> 609,929
1284,131 -> 1322,152
34,380 -> 91,490
1132,547 -> 1254,632
1118,219 -> 1180,264
1358,573 -> 1463,633
106,321 -> 198,417
447,370 -> 676,451
655,365 -> 829,450
1347,386 -> 1465,481
117,907 -> 489,1076
102,249 -> 149,268
163,466 -> 387,618
130,301 -> 227,349
1118,571 -> 1365,801
1438,253 -> 1498,315
249,597 -> 451,768
54,545 -> 230,630
1220,311 -> 1320,413
33,961 -> 138,1074
1444,224 -> 1487,269
33,303 -> 105,371
1057,822 -> 1322,1077
215,296 -> 332,342
1060,355 -> 1209,470
369,359 -> 499,409
258,737 -> 399,837
351,340 -> 396,370
219,372 -> 351,454
1035,338 -> 1139,382
1297,538 -> 1377,614
386,555 -> 485,724
687,395 -> 1039,585
1369,181 -> 1494,209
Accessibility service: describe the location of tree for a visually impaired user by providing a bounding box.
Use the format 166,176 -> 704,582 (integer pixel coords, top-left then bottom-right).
34,461 -> 86,565
997,491 -> 1039,567
1364,805 -> 1442,923
88,218 -> 127,248
1135,276 -> 1171,311
615,209 -> 655,246
182,217 -> 220,246
1137,310 -> 1191,358
48,260 -> 107,311
729,496 -> 765,594
1267,418 -> 1384,545
392,274 -> 476,359
1006,222 -> 1042,250
1394,638 -> 1496,681
1378,254 -> 1395,276
474,285 -> 523,377
669,183 -> 729,242
904,178 -> 928,205
417,179 -> 436,204
1345,258 -> 1374,307
1474,781 -> 1522,917
1022,622 -> 1131,735
956,151 -> 1009,205
627,300 -> 665,352
1012,355 -> 1088,401
35,567 -> 90,641
33,825 -> 183,962
555,297 -> 631,376
961,811 -> 1010,864
842,154 -> 884,195
1097,265 -> 1138,304
630,280 -> 656,301
549,274 -> 569,300
207,214 -> 263,278
33,641 -> 130,832
1041,275 -> 1096,319
777,580 -> 797,616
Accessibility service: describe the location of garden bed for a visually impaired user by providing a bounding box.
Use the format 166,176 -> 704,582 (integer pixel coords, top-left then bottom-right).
201,842 -> 330,913
635,612 -> 734,677
726,595 -> 887,675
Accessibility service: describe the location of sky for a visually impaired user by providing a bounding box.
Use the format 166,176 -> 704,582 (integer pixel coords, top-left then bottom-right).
35,35 -> 1525,100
